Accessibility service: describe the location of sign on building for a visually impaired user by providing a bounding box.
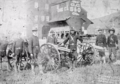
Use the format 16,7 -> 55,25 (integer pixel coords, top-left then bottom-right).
50,0 -> 81,21
52,0 -> 81,15
70,0 -> 81,15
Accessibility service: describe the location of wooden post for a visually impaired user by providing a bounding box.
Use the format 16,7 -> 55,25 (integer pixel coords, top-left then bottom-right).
0,57 -> 2,70
38,24 -> 43,39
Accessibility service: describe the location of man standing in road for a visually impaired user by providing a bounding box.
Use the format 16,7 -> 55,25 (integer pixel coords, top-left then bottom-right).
62,29 -> 83,70
28,28 -> 40,62
107,28 -> 119,62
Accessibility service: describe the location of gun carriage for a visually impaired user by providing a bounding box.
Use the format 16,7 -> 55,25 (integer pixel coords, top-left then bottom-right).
40,34 -> 97,72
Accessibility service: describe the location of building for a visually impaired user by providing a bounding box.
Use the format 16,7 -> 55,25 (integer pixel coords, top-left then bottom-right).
26,0 -> 93,38
26,0 -> 50,38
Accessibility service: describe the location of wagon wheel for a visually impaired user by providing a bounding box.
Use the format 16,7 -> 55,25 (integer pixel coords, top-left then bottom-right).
76,42 -> 96,66
40,43 -> 60,72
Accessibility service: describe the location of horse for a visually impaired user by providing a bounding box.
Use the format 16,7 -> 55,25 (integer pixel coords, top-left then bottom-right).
0,41 -> 14,71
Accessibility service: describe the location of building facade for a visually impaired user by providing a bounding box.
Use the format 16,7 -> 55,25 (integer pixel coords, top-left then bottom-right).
26,0 -> 93,38
26,0 -> 50,38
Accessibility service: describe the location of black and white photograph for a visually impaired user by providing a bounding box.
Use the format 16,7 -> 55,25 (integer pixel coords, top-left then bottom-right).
0,0 -> 120,84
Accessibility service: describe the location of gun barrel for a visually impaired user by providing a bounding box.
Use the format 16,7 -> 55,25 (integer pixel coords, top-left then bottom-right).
79,34 -> 97,37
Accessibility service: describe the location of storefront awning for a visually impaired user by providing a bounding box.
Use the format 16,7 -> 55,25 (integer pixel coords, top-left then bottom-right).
48,16 -> 93,31
48,16 -> 70,23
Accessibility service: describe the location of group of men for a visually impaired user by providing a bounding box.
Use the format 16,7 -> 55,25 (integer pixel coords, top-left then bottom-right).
0,28 -> 40,71
47,27 -> 119,68
0,26 -> 119,71
47,29 -> 83,69
96,28 -> 119,63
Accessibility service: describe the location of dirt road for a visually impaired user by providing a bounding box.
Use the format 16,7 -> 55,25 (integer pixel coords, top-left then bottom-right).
0,63 -> 120,84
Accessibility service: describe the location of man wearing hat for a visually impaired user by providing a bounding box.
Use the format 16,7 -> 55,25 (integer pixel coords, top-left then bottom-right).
107,28 -> 118,62
47,30 -> 57,44
62,29 -> 83,69
28,28 -> 40,61
0,36 -> 8,63
96,28 -> 106,62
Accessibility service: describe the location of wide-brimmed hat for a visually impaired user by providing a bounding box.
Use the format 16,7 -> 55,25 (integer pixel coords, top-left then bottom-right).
109,28 -> 115,33
98,28 -> 103,31
32,28 -> 38,31
70,29 -> 76,32
50,30 -> 55,34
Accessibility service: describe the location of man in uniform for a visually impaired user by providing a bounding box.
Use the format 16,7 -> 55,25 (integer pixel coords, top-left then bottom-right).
62,29 -> 83,69
47,30 -> 57,45
96,28 -> 106,62
0,36 -> 8,59
0,36 -> 8,70
28,28 -> 40,62
107,28 -> 118,62
12,33 -> 24,71
22,38 -> 30,62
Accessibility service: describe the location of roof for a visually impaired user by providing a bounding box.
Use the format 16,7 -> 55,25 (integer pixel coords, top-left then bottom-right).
48,16 -> 70,23
49,0 -> 70,6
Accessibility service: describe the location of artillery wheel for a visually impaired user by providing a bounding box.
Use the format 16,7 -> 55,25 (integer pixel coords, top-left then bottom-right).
40,43 -> 60,72
76,42 -> 96,66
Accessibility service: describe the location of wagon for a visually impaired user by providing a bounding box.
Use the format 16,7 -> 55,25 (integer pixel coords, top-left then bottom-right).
40,42 -> 96,72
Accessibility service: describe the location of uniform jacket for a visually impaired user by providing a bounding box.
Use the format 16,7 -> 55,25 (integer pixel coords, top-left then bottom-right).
23,39 -> 29,53
12,38 -> 24,53
0,40 -> 8,51
28,35 -> 40,54
107,34 -> 118,47
63,34 -> 83,50
96,34 -> 106,47
23,39 -> 29,48
47,35 -> 57,44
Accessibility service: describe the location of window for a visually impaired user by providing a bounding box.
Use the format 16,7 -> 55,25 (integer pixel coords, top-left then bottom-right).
61,33 -> 64,39
46,16 -> 49,21
34,15 -> 38,22
41,16 -> 45,22
65,33 -> 69,38
45,4 -> 49,10
33,24 -> 38,30
34,2 -> 39,8
35,24 -> 38,29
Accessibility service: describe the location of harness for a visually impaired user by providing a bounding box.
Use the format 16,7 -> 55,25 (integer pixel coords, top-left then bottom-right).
16,47 -> 22,50
70,35 -> 75,45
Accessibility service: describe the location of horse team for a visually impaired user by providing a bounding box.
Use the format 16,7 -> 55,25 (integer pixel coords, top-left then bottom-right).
0,29 -> 40,72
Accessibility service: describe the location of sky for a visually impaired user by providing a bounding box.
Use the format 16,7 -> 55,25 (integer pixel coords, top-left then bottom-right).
0,0 -> 120,37
81,0 -> 120,19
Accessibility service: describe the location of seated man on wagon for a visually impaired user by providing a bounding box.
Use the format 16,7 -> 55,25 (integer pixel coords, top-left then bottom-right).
62,29 -> 83,70
47,30 -> 57,45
